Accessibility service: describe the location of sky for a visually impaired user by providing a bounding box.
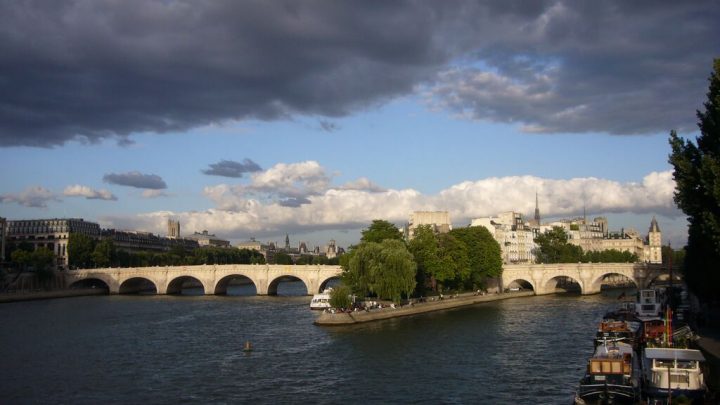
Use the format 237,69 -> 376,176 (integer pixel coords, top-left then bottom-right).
1,1 -> 719,250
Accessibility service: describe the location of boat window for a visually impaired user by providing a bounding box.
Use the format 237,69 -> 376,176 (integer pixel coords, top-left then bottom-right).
670,373 -> 689,384
656,360 -> 675,368
611,362 -> 622,373
590,361 -> 602,373
602,361 -> 612,373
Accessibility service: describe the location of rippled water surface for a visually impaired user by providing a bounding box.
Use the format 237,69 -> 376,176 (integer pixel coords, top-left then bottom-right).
0,285 -> 627,404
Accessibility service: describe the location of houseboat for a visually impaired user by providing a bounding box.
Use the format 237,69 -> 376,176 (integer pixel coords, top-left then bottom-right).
575,341 -> 639,404
641,347 -> 707,403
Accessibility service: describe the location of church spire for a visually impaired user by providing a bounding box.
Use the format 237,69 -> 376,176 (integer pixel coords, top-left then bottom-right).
285,233 -> 290,250
534,192 -> 541,225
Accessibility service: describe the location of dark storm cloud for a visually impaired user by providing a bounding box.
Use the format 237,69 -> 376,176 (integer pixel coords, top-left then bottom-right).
1,1 -> 718,147
103,172 -> 167,189
202,159 -> 262,178
426,1 -> 720,134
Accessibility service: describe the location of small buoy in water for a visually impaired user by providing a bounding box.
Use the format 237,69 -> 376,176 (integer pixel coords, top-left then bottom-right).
243,340 -> 253,352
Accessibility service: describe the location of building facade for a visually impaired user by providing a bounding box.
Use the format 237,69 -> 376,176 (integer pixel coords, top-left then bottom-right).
102,229 -> 199,254
6,218 -> 101,269
407,211 -> 452,240
167,219 -> 180,239
545,216 -> 661,264
471,212 -> 537,264
184,230 -> 231,248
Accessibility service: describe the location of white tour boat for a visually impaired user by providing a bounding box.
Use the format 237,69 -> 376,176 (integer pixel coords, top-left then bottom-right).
310,288 -> 333,310
635,289 -> 663,322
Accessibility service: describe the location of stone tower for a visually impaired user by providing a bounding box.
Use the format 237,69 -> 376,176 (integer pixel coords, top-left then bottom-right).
647,216 -> 662,264
167,219 -> 180,239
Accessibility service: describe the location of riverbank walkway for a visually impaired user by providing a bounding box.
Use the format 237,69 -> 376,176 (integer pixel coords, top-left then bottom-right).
0,288 -> 107,303
314,290 -> 534,325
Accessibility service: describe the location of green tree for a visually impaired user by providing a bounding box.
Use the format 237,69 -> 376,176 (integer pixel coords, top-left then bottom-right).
361,219 -> 403,243
582,249 -> 638,263
30,248 -> 55,286
371,239 -> 416,303
661,245 -> 685,269
449,226 -> 502,289
10,249 -> 31,272
408,225 -> 441,292
669,59 -> 720,300
341,239 -> 416,302
295,255 -> 313,265
92,239 -> 116,268
329,284 -> 353,309
436,232 -> 470,290
534,227 -> 583,263
68,233 -> 96,269
273,252 -> 294,265
342,242 -> 382,297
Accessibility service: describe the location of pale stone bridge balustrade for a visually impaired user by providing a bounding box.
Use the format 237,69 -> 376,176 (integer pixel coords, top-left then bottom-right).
502,262 -> 680,295
64,264 -> 343,295
64,262 -> 678,296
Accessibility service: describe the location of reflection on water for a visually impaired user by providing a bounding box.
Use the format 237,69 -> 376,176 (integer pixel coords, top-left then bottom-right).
0,288 -> 631,404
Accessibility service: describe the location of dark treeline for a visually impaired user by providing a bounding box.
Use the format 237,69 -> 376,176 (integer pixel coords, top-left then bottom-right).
534,227 -> 640,264
67,234 -> 266,268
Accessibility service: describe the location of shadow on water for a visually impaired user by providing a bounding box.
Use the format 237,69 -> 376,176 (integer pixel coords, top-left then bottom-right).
0,287 -> 633,404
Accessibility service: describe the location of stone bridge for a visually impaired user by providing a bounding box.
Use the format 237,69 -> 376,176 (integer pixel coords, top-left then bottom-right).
64,264 -> 343,295
63,262 -> 678,296
502,263 -> 680,295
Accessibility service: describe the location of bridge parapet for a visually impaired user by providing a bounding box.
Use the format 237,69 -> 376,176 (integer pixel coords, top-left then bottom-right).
64,264 -> 343,296
502,262 -> 677,295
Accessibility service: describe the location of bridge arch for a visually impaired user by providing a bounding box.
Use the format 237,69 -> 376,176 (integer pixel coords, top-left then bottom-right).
505,278 -> 535,292
267,275 -> 309,296
589,272 -> 638,293
318,276 -> 342,293
119,277 -> 158,295
69,278 -> 110,292
214,274 -> 257,295
646,273 -> 682,288
543,275 -> 582,294
166,275 -> 206,295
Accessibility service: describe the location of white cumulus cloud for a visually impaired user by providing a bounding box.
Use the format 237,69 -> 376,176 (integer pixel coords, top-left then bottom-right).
101,161 -> 680,242
64,185 -> 117,201
0,186 -> 60,208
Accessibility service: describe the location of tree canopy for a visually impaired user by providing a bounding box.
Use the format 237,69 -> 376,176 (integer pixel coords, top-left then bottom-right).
669,58 -> 720,300
534,227 -> 584,263
341,239 -> 416,303
68,233 -> 95,269
360,219 -> 403,243
67,236 -> 266,268
408,225 -> 471,292
534,227 -> 639,264
449,226 -> 503,285
329,284 -> 353,309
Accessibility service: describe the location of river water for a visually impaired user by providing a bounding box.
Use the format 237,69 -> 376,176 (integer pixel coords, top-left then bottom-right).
0,284 -> 629,404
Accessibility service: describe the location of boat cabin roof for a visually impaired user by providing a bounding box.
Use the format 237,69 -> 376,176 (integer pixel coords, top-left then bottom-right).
644,348 -> 705,362
594,342 -> 633,357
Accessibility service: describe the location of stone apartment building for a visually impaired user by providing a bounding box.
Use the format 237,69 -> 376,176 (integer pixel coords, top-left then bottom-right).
406,211 -> 452,240
6,218 -> 101,269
